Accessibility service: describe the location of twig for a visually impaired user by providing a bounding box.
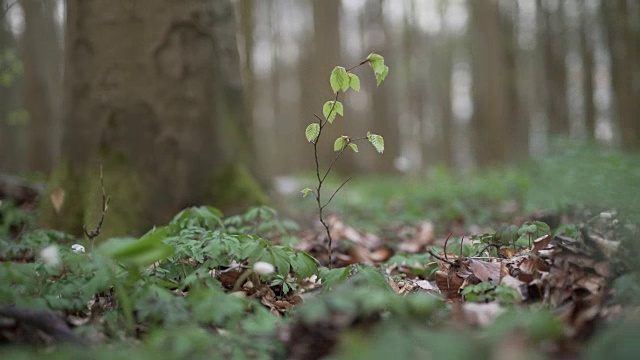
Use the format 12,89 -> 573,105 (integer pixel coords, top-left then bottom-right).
427,247 -> 456,266
2,0 -> 19,20
443,233 -> 452,261
322,176 -> 352,210
475,243 -> 503,257
83,165 -> 109,253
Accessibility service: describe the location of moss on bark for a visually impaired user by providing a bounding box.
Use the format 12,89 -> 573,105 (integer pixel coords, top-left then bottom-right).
40,157 -> 148,240
207,162 -> 269,214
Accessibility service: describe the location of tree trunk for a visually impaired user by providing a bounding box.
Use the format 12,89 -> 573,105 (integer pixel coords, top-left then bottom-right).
367,0 -> 398,173
579,1 -> 596,143
22,0 -> 63,174
41,0 -> 266,238
539,0 -> 570,138
0,21 -> 25,174
501,1 -> 528,161
469,0 -> 510,166
602,0 -> 637,151
309,0 -> 352,175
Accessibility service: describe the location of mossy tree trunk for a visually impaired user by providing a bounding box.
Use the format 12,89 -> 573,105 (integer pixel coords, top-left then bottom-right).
41,0 -> 266,238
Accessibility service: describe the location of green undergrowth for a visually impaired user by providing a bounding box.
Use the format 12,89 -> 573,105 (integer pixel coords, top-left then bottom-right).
0,205 -> 577,359
292,144 -> 640,232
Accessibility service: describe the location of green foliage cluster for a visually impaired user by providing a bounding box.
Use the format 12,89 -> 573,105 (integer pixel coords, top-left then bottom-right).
0,206 -> 319,358
526,142 -> 640,223
461,282 -> 520,304
0,200 -> 34,238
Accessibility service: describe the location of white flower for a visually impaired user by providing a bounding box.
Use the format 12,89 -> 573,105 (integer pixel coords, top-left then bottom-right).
253,261 -> 275,275
39,245 -> 60,267
71,244 -> 86,253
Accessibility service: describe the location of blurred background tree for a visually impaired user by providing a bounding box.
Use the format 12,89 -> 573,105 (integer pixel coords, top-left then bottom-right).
0,0 -> 638,234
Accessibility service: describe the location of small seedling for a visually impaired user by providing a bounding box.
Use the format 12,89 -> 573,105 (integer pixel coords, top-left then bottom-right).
302,53 -> 389,266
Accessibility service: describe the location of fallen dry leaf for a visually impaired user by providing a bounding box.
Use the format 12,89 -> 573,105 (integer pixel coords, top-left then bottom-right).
50,187 -> 65,214
467,259 -> 502,283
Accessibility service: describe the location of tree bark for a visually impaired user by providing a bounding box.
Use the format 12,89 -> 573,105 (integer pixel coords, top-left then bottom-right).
41,0 -> 266,237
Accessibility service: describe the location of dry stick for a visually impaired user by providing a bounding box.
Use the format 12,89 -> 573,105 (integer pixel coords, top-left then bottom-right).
427,248 -> 456,266
428,233 -> 455,265
83,165 -> 109,254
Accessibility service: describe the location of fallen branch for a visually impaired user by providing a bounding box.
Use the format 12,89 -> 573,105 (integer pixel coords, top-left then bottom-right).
0,306 -> 86,346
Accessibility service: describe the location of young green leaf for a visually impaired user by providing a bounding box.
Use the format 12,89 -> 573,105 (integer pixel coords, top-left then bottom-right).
348,143 -> 359,152
322,100 -> 344,123
367,53 -> 385,73
367,132 -> 384,153
99,226 -> 173,266
334,136 -> 348,152
375,65 -> 389,86
330,66 -> 350,93
367,53 -> 389,85
305,123 -> 320,143
348,73 -> 360,91
301,188 -> 313,198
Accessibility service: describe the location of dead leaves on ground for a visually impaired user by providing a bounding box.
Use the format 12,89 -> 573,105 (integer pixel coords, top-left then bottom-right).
293,211 -> 627,344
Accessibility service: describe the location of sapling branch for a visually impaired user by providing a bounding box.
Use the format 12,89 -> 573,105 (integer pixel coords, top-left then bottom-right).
322,176 -> 352,210
83,165 -> 110,254
303,53 -> 389,268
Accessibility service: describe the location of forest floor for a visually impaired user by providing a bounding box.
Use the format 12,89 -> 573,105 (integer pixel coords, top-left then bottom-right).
1,145 -> 640,359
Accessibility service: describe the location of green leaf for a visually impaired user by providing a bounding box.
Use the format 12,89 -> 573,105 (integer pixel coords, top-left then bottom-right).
305,123 -> 320,143
291,252 -> 319,279
329,66 -> 350,93
367,53 -> 389,86
322,101 -> 344,123
348,143 -> 359,152
301,188 -> 313,198
367,132 -> 384,153
348,73 -> 360,91
319,266 -> 352,290
367,53 -> 385,72
334,136 -> 348,152
375,65 -> 389,86
99,227 -> 173,266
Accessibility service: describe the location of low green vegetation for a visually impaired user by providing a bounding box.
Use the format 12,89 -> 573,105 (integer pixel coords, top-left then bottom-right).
309,143 -> 640,232
1,144 -> 640,358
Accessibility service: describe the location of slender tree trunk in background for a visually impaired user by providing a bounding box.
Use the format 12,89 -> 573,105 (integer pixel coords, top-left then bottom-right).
22,0 -> 63,174
366,0 -> 398,173
40,0 -> 266,237
268,0 -> 284,176
311,0 -> 353,175
579,1 -> 596,143
602,0 -> 637,151
469,0 -> 510,166
237,0 -> 257,165
0,22 -> 25,173
436,36 -> 454,168
539,0 -> 569,138
501,1 -> 528,161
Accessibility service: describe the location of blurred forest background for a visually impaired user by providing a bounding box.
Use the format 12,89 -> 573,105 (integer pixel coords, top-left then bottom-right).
0,0 -> 638,233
